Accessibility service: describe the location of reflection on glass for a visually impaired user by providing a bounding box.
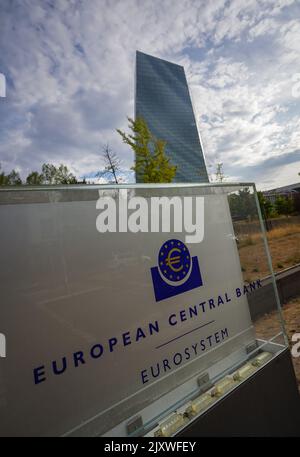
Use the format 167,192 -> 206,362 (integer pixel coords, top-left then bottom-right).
0,183 -> 288,437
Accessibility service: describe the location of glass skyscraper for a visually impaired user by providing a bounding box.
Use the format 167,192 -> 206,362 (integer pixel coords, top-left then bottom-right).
135,51 -> 209,183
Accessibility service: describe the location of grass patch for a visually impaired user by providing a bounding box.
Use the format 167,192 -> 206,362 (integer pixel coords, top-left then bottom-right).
238,224 -> 300,248
237,224 -> 300,282
266,224 -> 300,240
285,253 -> 300,265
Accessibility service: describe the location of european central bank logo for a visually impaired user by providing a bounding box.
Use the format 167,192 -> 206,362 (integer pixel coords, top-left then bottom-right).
151,239 -> 203,302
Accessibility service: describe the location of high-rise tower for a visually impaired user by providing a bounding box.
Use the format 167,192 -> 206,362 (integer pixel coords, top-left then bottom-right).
135,51 -> 209,183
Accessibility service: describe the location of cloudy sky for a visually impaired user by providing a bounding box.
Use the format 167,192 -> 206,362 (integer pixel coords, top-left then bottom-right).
0,0 -> 300,189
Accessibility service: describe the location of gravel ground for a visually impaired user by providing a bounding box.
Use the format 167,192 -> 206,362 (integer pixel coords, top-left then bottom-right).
255,296 -> 300,392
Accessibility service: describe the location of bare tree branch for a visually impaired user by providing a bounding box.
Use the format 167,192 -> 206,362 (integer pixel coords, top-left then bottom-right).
97,144 -> 121,184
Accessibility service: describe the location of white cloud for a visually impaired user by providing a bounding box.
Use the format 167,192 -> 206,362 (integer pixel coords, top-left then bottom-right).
0,0 -> 299,188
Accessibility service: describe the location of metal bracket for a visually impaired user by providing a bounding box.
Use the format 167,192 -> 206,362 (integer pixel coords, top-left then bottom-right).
126,415 -> 143,436
197,372 -> 213,393
246,340 -> 258,355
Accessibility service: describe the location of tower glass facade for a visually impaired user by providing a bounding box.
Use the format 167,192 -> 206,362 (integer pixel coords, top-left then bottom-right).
135,51 -> 209,183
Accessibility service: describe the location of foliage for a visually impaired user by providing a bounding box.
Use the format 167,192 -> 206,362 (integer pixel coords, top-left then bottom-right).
41,163 -> 77,184
26,171 -> 43,185
117,117 -> 177,183
274,195 -> 294,215
257,191 -> 274,218
230,189 -> 296,221
0,164 -> 22,185
228,187 -> 257,220
0,163 -> 78,185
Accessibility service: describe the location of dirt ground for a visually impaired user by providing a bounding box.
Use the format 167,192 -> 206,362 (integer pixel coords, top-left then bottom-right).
239,232 -> 300,282
255,296 -> 300,392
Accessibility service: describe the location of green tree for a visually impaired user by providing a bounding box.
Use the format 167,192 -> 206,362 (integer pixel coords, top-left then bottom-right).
275,195 -> 294,215
55,164 -> 77,184
117,117 -> 177,183
257,191 -> 274,218
26,171 -> 43,185
7,170 -> 22,185
0,164 -> 22,185
264,198 -> 274,218
41,163 -> 77,184
0,164 -> 9,185
228,188 -> 257,220
40,163 -> 56,184
1,163 -> 79,186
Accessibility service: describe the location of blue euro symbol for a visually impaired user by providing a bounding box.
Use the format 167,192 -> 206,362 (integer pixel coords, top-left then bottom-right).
151,239 -> 203,302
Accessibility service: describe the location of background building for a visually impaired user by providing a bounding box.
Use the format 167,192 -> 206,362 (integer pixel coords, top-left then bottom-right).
263,182 -> 300,203
263,182 -> 300,213
135,51 -> 209,183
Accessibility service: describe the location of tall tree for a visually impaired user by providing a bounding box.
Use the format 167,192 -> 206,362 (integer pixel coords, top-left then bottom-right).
228,188 -> 257,220
41,163 -> 77,184
257,191 -> 274,218
26,171 -> 43,185
7,170 -> 22,185
275,195 -> 294,215
117,117 -> 177,183
97,144 -> 121,184
0,164 -> 9,185
0,164 -> 22,185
